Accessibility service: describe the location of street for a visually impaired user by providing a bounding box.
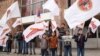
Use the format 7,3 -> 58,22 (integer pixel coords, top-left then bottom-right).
0,48 -> 99,56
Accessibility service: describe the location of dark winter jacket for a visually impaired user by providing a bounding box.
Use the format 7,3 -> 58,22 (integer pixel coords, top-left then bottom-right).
74,34 -> 87,48
57,27 -> 66,39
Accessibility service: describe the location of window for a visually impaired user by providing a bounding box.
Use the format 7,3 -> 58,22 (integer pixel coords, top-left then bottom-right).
20,0 -> 46,17
21,0 -> 32,16
32,0 -> 44,15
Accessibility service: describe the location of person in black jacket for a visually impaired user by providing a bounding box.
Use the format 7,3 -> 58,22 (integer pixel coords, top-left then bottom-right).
6,33 -> 12,53
0,46 -> 3,52
16,31 -> 23,54
74,29 -> 87,56
57,23 -> 66,56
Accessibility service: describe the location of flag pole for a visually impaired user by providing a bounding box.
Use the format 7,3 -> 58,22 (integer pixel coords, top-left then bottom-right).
96,27 -> 99,48
85,25 -> 90,40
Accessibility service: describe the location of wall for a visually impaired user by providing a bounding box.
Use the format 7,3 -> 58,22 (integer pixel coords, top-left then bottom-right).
0,0 -> 14,18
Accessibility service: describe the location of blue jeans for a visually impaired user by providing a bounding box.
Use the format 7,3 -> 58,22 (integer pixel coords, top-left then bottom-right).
14,39 -> 18,53
50,48 -> 57,56
59,39 -> 63,56
29,42 -> 35,54
23,41 -> 28,54
77,47 -> 84,56
64,46 -> 72,56
18,40 -> 23,54
41,49 -> 48,56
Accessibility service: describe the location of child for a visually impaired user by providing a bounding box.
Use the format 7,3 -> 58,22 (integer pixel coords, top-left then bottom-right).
40,33 -> 48,56
49,31 -> 58,56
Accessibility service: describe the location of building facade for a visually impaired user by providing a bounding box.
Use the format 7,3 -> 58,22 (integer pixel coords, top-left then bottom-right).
0,0 -> 100,48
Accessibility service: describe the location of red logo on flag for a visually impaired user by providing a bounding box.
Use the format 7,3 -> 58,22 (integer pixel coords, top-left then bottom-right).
78,0 -> 92,11
90,21 -> 97,29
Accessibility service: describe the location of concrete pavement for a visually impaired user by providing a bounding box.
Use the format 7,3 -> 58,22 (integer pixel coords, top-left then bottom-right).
0,48 -> 99,56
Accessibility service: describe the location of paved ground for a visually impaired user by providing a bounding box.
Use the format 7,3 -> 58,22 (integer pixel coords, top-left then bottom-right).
0,48 -> 99,56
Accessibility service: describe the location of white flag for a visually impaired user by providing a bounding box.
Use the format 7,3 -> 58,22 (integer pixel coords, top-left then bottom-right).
89,18 -> 100,33
51,18 -> 57,31
0,25 -> 11,47
0,25 -> 3,36
41,21 -> 49,30
42,19 -> 57,31
7,1 -> 21,20
73,23 -> 85,35
12,18 -> 21,28
77,23 -> 85,29
64,0 -> 100,29
0,1 -> 21,25
0,36 -> 9,47
0,25 -> 11,38
23,23 -> 45,42
43,0 -> 60,16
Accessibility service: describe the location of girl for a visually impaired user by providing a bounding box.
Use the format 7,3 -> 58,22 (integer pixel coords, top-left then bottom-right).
49,31 -> 58,56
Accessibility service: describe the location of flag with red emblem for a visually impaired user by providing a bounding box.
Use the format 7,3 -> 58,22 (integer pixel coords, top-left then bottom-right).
64,0 -> 100,29
23,23 -> 45,42
89,17 -> 100,33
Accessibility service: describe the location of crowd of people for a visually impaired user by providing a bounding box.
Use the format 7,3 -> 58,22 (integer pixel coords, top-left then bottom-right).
0,23 -> 89,56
